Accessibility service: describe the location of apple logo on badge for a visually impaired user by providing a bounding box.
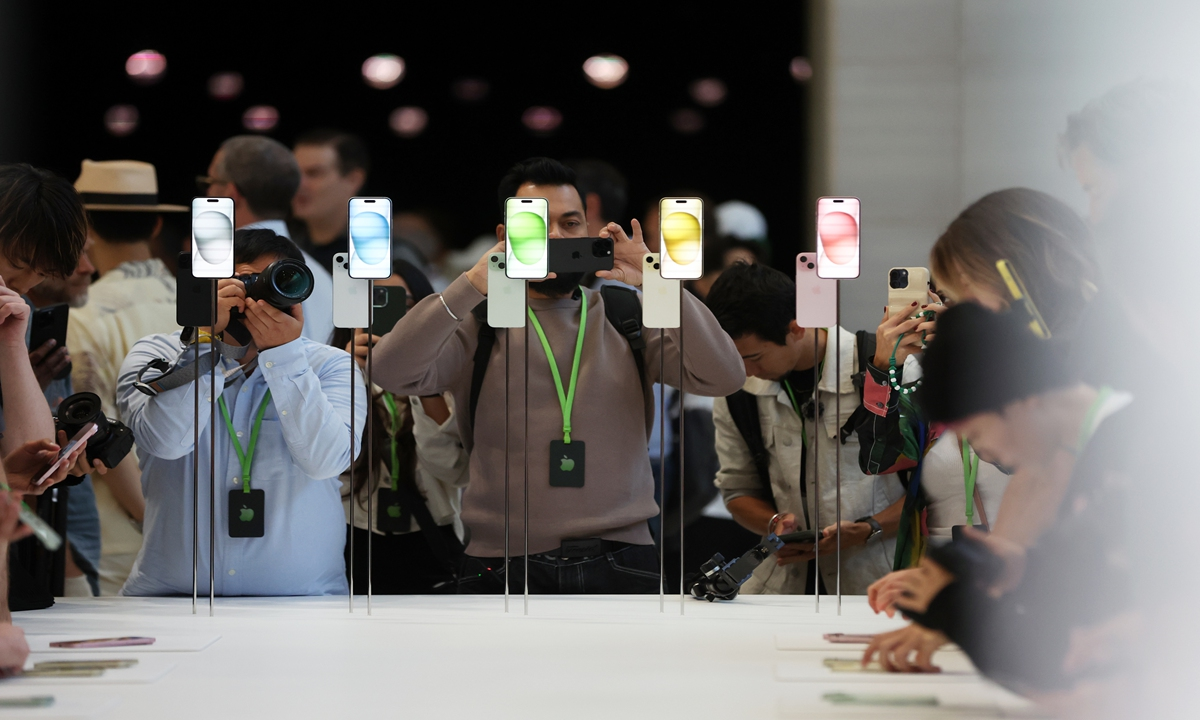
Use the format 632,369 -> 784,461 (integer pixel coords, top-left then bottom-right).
239,506 -> 254,522
559,456 -> 575,472
387,504 -> 402,518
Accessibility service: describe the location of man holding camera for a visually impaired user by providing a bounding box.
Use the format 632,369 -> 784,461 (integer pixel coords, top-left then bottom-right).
372,157 -> 745,594
116,230 -> 363,596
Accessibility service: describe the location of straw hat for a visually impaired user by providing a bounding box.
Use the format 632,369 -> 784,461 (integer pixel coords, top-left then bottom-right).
74,159 -> 187,212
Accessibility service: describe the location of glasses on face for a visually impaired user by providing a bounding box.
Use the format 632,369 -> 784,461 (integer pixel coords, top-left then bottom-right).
195,175 -> 232,193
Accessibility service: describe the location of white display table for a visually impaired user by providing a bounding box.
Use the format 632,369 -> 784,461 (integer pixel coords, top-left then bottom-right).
2,595 -> 1038,718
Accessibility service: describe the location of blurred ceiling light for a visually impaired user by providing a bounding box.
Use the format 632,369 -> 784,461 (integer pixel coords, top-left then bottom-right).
208,72 -> 244,100
104,105 -> 139,137
125,50 -> 166,84
452,77 -> 490,102
242,105 -> 279,132
362,54 -> 405,89
389,106 -> 428,137
790,57 -> 814,83
522,106 -> 563,134
583,54 -> 629,89
670,108 -> 704,134
689,78 -> 726,107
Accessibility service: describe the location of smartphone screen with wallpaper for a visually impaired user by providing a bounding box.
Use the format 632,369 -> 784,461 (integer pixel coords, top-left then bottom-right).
658,197 -> 704,280
815,197 -> 860,279
348,197 -> 393,279
191,197 -> 234,278
504,197 -> 549,279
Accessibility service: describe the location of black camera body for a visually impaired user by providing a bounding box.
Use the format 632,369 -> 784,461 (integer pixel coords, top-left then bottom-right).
237,258 -> 314,310
690,533 -> 786,602
55,392 -> 134,471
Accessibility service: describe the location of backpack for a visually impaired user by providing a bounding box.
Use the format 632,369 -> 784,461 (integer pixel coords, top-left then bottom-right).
468,285 -> 648,437
724,329 -> 876,498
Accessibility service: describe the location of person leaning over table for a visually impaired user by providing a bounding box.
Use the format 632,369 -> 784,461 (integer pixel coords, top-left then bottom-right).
370,157 -> 746,594
116,229 -> 364,596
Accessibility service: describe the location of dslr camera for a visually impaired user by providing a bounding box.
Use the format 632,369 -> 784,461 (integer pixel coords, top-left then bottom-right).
55,392 -> 134,471
224,258 -> 315,344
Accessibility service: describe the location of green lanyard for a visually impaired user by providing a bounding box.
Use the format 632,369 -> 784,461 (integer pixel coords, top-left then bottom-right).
781,361 -> 822,448
1076,386 -> 1114,453
381,392 -> 401,491
218,390 -> 273,494
960,436 -> 980,525
527,289 -> 588,444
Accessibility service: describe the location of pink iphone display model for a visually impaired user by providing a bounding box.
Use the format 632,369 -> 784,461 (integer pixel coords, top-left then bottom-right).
795,253 -> 838,328
34,423 -> 97,486
815,197 -> 860,279
49,636 -> 156,649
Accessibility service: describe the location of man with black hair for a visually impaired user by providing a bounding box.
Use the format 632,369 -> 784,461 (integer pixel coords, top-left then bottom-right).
205,135 -> 335,344
117,229 -> 363,596
68,159 -> 187,594
372,157 -> 745,594
291,129 -> 369,272
706,262 -> 904,595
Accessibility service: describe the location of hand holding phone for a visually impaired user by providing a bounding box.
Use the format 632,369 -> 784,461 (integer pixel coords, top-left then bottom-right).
34,424 -> 97,486
29,304 -> 71,385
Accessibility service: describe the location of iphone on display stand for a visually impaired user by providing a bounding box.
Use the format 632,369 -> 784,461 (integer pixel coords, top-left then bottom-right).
504,197 -> 549,279
642,253 -> 680,328
887,267 -> 931,318
795,253 -> 838,328
348,197 -> 393,279
487,253 -> 525,328
815,196 -> 860,279
333,252 -> 371,329
658,197 -> 704,280
191,197 -> 234,278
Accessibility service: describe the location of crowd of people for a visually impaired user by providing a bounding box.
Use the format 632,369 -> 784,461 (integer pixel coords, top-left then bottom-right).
0,78 -> 1189,716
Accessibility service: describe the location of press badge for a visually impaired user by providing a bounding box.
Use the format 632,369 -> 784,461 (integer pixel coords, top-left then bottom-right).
376,487 -> 411,534
228,489 -> 265,538
548,440 -> 586,488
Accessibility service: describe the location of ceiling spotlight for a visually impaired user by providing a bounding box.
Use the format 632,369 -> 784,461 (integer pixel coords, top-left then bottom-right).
242,105 -> 280,132
522,106 -> 563,134
208,72 -> 244,100
583,54 -> 629,89
689,78 -> 726,107
670,108 -> 704,135
790,57 -> 813,83
451,77 -> 490,102
104,105 -> 139,137
389,107 -> 428,137
125,50 -> 166,85
362,54 -> 405,89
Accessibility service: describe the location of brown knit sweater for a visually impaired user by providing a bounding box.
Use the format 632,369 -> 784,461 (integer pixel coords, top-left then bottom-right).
371,273 -> 746,557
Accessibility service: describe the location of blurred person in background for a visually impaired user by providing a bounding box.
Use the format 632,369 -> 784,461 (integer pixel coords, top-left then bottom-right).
290,129 -> 368,273
706,262 -> 904,595
339,259 -> 467,593
393,211 -> 450,291
68,160 -> 186,595
714,199 -> 770,260
26,239 -> 102,597
566,159 -> 628,233
204,135 -> 335,344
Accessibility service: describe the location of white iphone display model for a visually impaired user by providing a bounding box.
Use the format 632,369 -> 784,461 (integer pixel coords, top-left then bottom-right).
348,197 -> 393,279
658,197 -> 703,280
191,197 -> 235,278
332,252 -> 371,329
795,253 -> 838,328
504,197 -> 549,279
487,253 -> 525,328
815,196 -> 860,279
642,253 -> 680,328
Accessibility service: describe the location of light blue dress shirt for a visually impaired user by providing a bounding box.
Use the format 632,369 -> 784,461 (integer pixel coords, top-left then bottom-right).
116,332 -> 364,596
238,219 -> 336,346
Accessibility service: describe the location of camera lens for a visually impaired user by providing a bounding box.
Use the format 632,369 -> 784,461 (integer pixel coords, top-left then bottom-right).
889,268 -> 909,289
273,264 -> 312,300
807,263 -> 815,269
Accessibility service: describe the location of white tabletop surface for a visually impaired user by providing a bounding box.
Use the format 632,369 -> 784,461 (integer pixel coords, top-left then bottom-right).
2,594 -> 1039,719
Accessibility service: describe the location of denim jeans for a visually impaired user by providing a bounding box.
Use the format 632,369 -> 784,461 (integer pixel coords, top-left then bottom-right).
457,543 -> 660,594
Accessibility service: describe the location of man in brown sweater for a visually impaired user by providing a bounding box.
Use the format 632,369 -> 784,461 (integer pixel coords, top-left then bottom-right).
371,158 -> 745,593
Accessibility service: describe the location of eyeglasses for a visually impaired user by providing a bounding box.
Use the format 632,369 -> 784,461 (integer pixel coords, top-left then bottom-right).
195,175 -> 232,193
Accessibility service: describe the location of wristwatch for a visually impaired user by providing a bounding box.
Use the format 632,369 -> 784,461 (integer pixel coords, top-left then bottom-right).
855,515 -> 882,542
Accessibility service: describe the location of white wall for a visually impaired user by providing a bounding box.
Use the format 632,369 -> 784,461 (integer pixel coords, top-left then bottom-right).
821,0 -> 1200,331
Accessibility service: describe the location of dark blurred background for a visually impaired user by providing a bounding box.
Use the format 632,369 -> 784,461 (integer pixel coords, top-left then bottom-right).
1,1 -> 810,268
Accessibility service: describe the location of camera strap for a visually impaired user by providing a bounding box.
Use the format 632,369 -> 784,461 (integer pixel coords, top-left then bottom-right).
133,331 -> 251,396
526,289 -> 587,444
218,390 -> 273,493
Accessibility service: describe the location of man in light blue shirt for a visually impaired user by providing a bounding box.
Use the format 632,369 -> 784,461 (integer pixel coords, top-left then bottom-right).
117,230 -> 363,596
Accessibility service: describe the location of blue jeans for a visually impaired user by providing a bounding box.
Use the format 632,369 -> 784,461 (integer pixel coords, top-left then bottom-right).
458,543 -> 660,594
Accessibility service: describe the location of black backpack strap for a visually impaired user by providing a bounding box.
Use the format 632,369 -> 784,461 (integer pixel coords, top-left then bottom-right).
600,285 -> 647,391
468,301 -> 495,438
389,471 -> 465,576
725,390 -> 773,497
839,330 -> 879,444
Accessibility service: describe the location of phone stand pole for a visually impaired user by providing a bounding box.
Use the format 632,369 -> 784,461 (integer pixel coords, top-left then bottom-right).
366,280 -> 374,617
504,330 -> 510,614
192,339 -> 200,614
835,280 -> 842,616
813,329 -> 820,614
658,329 -> 665,614
209,281 -> 218,617
678,285 -> 685,616
523,317 -> 530,616
348,341 -> 355,614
